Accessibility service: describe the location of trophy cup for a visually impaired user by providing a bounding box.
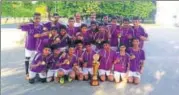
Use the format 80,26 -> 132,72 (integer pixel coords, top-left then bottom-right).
90,54 -> 100,86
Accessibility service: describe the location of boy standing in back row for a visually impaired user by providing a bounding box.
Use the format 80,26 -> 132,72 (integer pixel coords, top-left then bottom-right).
19,13 -> 43,80
132,17 -> 148,49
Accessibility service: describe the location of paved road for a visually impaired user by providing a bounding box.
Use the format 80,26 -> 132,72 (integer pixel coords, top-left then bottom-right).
1,26 -> 179,95
1,24 -> 18,28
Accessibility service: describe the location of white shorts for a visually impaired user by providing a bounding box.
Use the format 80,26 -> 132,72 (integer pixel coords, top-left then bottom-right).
99,69 -> 113,76
128,71 -> 141,79
29,70 -> 46,79
111,47 -> 118,51
55,68 -> 72,76
25,48 -> 36,58
82,68 -> 93,75
114,71 -> 127,81
47,69 -> 58,78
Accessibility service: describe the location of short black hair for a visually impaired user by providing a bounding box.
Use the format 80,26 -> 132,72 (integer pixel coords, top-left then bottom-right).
80,24 -> 87,28
91,21 -> 97,25
98,23 -> 105,27
75,40 -> 83,46
102,40 -> 110,45
119,44 -> 126,47
132,37 -> 140,42
133,16 -> 140,20
123,18 -> 130,22
103,14 -> 108,17
68,44 -> 75,49
68,17 -> 74,20
50,27 -> 58,31
33,12 -> 41,17
44,44 -> 51,49
53,13 -> 59,17
111,16 -> 117,20
60,25 -> 67,31
84,41 -> 92,46
51,44 -> 60,51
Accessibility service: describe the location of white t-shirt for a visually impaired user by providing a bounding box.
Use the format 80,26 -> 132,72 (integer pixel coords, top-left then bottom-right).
74,21 -> 83,27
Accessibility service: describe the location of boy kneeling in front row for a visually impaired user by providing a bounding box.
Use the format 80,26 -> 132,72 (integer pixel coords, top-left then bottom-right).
81,41 -> 96,80
127,38 -> 145,84
113,44 -> 130,83
46,44 -> 63,82
55,46 -> 83,84
29,46 -> 51,84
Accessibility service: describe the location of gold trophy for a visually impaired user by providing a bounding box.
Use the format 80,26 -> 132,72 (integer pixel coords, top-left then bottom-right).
90,54 -> 100,86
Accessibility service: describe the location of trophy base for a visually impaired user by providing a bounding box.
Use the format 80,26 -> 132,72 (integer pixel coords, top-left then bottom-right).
90,80 -> 99,86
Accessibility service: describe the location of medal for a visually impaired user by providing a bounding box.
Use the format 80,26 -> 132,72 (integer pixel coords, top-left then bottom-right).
66,60 -> 70,65
43,27 -> 47,31
41,61 -> 46,65
49,33 -> 52,38
118,34 -> 121,38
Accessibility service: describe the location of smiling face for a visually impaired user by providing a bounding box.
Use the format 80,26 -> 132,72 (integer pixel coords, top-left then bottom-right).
43,47 -> 51,56
91,24 -> 97,30
33,16 -> 41,24
90,13 -> 96,21
54,48 -> 61,55
77,43 -> 83,50
123,21 -> 129,26
133,20 -> 140,27
68,19 -> 75,26
60,29 -> 66,36
103,43 -> 110,50
132,39 -> 140,47
86,44 -> 92,52
75,13 -> 81,21
81,27 -> 87,33
68,47 -> 75,55
99,26 -> 105,32
120,45 -> 126,52
51,30 -> 57,35
53,16 -> 60,22
111,19 -> 117,24
103,16 -> 108,22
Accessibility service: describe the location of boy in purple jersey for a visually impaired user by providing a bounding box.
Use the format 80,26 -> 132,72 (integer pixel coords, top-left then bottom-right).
29,45 -> 51,84
58,25 -> 71,51
94,23 -> 110,51
55,46 -> 82,84
113,44 -> 130,83
107,16 -> 121,51
67,17 -> 79,39
102,15 -> 109,26
67,17 -> 80,45
82,41 -> 96,80
74,40 -> 84,80
88,21 -> 98,50
128,38 -> 145,84
132,17 -> 148,49
74,40 -> 84,67
98,41 -> 116,82
46,45 -> 62,82
120,18 -> 133,49
76,24 -> 89,43
19,13 -> 43,80
48,27 -> 61,46
43,13 -> 63,31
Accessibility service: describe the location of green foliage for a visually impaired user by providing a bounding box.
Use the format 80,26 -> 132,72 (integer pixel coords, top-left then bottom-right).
1,1 -> 156,19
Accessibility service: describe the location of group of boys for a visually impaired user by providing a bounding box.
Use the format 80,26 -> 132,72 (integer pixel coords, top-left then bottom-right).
19,12 -> 148,84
